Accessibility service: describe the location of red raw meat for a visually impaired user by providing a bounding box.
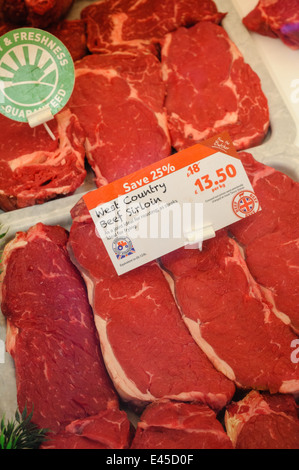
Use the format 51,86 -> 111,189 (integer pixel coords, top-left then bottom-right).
0,109 -> 86,212
243,0 -> 299,50
81,0 -> 225,54
67,199 -> 235,412
47,20 -> 88,62
41,409 -> 132,449
161,21 -> 270,151
225,390 -> 299,449
0,20 -> 87,62
229,152 -> 299,334
2,0 -> 74,28
131,400 -> 233,449
0,223 -> 119,433
160,229 -> 299,394
68,52 -> 171,186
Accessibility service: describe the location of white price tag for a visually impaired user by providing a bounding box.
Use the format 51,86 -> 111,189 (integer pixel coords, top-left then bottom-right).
84,133 -> 261,275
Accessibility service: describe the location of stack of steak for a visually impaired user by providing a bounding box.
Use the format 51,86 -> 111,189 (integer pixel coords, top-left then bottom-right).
1,0 -> 299,450
2,151 -> 299,449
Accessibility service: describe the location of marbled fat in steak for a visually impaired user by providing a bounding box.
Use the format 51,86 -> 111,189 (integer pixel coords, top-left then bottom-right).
0,109 -> 86,211
68,52 -> 171,186
67,199 -> 235,412
243,0 -> 299,50
161,21 -> 270,151
0,223 -> 118,433
81,0 -> 225,54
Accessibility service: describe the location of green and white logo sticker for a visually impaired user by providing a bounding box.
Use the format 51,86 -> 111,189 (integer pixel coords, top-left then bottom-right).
0,28 -> 75,123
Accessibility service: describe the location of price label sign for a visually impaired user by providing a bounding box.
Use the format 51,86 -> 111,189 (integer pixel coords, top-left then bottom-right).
84,132 -> 261,275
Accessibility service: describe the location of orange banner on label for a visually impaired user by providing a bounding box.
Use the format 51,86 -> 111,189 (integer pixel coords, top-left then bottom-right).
84,143 -> 220,211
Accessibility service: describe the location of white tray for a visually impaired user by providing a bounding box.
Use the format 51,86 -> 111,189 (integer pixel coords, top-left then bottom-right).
1,0 -> 299,422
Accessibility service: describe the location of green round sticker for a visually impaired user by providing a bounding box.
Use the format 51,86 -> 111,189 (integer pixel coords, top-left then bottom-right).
0,28 -> 75,122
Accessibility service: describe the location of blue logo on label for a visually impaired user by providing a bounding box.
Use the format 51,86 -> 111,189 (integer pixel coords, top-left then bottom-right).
112,236 -> 136,260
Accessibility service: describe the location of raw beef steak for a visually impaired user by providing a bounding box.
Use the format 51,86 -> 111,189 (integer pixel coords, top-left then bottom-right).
0,108 -> 86,212
131,400 -> 233,449
243,0 -> 299,50
0,223 -> 119,433
2,0 -> 74,28
81,0 -> 225,54
67,199 -> 235,412
68,52 -> 171,186
161,21 -> 270,151
0,20 -> 87,62
48,20 -> 88,62
225,390 -> 299,449
230,153 -> 299,334
160,229 -> 299,394
41,409 -> 132,449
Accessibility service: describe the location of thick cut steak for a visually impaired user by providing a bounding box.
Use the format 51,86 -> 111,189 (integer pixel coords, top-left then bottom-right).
48,20 -> 88,62
81,0 -> 225,54
131,400 -> 233,449
2,0 -> 74,28
243,0 -> 299,50
68,52 -> 171,186
160,229 -> 299,394
230,153 -> 299,334
41,409 -> 132,449
0,20 -> 87,62
0,108 -> 86,212
225,390 -> 299,449
67,199 -> 235,411
161,22 -> 270,151
0,223 -> 118,433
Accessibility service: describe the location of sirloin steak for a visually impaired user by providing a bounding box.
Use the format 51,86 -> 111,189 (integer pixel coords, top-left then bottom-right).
47,20 -> 88,62
160,228 -> 299,394
81,0 -> 225,54
243,0 -> 299,50
161,21 -> 270,151
0,108 -> 86,212
225,390 -> 299,449
41,408 -> 132,449
68,52 -> 171,187
2,0 -> 74,28
0,20 -> 87,62
131,400 -> 233,449
230,153 -> 299,334
0,223 -> 118,433
67,199 -> 235,412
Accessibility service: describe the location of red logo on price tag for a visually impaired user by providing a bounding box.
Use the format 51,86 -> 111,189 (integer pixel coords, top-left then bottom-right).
232,191 -> 260,218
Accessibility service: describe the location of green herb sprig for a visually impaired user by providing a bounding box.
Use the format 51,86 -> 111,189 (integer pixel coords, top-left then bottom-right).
0,406 -> 49,449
